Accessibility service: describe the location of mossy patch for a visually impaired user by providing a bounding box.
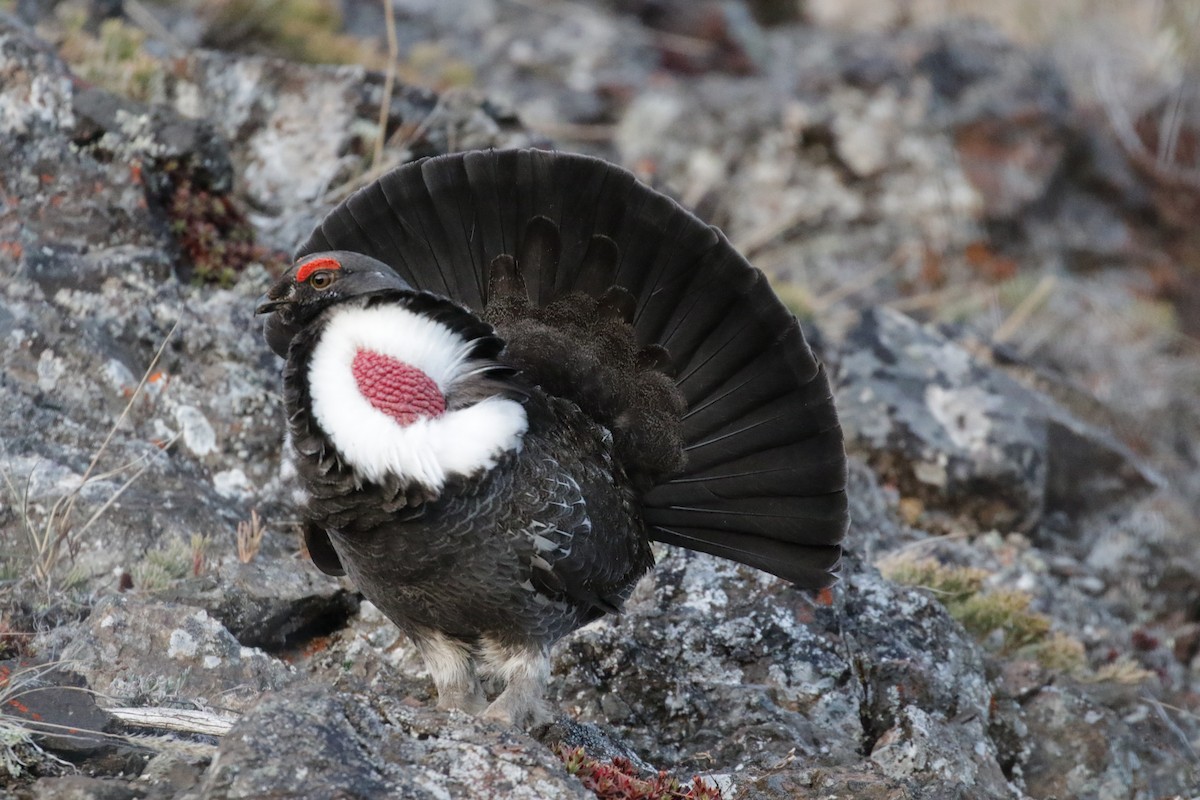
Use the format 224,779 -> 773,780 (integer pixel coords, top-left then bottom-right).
56,10 -> 164,103
397,42 -> 476,91
202,0 -> 379,66
879,553 -> 1086,674
132,533 -> 209,592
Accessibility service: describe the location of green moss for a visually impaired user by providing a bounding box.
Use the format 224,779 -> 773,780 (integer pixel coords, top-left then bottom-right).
879,555 -> 988,603
205,0 -> 378,66
953,589 -> 1051,651
1028,631 -> 1088,673
768,279 -> 815,320
879,553 -> 1088,672
397,42 -> 476,90
133,537 -> 192,591
57,11 -> 164,103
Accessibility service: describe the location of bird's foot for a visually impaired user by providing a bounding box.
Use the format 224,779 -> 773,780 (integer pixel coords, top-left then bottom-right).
478,641 -> 552,728
415,632 -> 487,715
436,687 -> 488,714
482,690 -> 552,729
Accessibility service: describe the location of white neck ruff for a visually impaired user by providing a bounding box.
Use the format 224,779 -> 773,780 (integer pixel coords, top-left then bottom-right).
305,304 -> 527,491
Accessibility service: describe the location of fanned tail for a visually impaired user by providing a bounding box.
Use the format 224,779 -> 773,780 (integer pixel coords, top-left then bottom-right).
297,149 -> 848,587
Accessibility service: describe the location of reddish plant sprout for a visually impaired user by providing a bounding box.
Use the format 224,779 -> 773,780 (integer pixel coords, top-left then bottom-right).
556,746 -> 722,800
162,164 -> 287,285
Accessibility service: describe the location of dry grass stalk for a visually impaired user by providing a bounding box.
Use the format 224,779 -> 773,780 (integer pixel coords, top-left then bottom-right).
373,0 -> 399,170
236,510 -> 265,564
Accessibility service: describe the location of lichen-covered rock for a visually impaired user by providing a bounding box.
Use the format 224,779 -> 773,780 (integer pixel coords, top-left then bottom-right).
142,50 -> 540,253
917,21 -> 1072,222
185,682 -> 593,800
30,776 -> 147,800
550,463 -> 1019,799
837,307 -> 1156,534
156,560 -> 359,653
41,595 -> 291,713
1019,684 -> 1198,799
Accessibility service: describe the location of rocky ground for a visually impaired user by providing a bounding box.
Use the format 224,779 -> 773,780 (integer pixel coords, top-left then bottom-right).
1,1 -> 1199,798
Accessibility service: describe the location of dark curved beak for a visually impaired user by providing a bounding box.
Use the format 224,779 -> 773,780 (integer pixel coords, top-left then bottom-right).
255,296 -> 287,315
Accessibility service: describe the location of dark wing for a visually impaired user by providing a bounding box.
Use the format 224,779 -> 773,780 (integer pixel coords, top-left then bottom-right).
297,149 -> 848,588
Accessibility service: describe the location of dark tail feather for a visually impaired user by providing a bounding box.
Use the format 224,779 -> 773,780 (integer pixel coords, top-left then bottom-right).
518,216 -> 561,306
296,149 -> 849,588
487,254 -> 527,304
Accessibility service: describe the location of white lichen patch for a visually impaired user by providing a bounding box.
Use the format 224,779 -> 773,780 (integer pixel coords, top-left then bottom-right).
36,349 -> 65,392
174,405 -> 217,456
213,468 -> 252,499
0,67 -> 73,134
925,385 -> 1003,454
168,628 -> 199,659
102,358 -> 138,394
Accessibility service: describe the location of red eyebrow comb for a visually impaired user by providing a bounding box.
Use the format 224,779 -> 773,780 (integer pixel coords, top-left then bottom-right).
296,257 -> 342,283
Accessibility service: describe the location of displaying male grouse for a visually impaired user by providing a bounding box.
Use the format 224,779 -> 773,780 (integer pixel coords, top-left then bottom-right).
257,149 -> 848,726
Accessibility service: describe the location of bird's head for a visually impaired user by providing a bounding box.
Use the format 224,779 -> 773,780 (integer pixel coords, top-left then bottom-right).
258,251 -> 528,495
256,251 -> 413,358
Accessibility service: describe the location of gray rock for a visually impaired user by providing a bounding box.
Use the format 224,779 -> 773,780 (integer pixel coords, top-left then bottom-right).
837,307 -> 1156,536
184,681 -> 592,800
738,763 -> 919,799
917,21 -> 1071,221
0,660 -> 115,759
1020,684 -> 1199,799
156,561 -> 359,653
71,87 -> 233,193
552,531 -> 1017,798
145,50 -> 540,253
40,595 -> 291,713
30,776 -> 147,800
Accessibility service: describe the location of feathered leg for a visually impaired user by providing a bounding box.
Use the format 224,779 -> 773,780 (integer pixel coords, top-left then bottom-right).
412,631 -> 487,714
479,639 -> 552,727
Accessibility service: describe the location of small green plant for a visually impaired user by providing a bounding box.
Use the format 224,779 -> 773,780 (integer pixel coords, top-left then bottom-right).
396,42 -> 476,91
954,589 -> 1050,650
556,746 -> 722,800
132,533 -> 210,592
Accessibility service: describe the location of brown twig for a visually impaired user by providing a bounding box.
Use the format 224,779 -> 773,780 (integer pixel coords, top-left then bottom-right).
374,0 -> 399,170
993,274 -> 1057,343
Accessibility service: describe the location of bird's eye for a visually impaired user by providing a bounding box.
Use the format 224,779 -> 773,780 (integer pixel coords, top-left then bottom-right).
309,271 -> 335,290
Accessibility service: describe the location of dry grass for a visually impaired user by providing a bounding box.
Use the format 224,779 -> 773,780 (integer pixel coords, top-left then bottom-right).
0,324 -> 179,596
235,510 -> 265,564
0,661 -> 95,777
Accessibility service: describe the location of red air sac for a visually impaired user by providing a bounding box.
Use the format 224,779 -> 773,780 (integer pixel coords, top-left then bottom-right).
352,350 -> 446,426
